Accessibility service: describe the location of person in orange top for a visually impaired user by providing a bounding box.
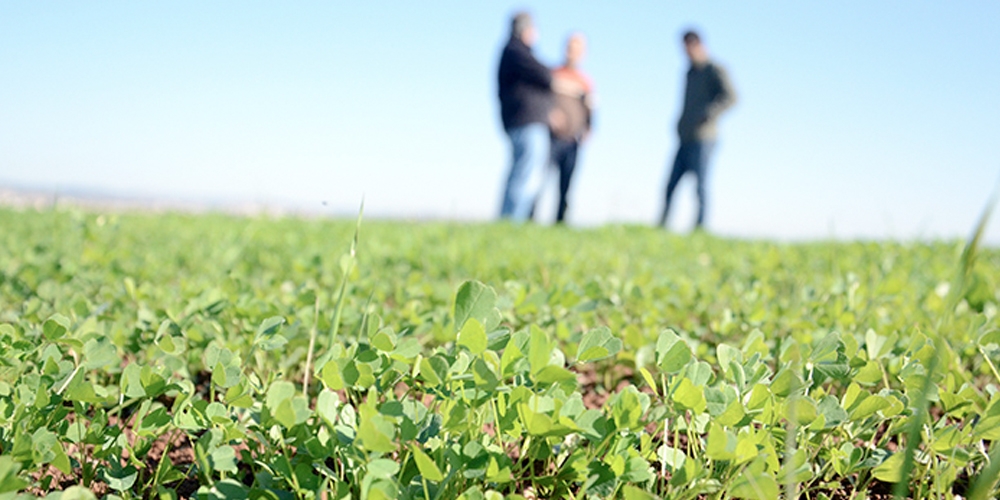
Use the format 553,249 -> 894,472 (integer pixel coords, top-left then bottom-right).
547,33 -> 594,224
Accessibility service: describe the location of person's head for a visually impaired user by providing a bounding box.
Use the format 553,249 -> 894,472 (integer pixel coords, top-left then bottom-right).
563,32 -> 587,68
682,30 -> 708,64
511,12 -> 537,46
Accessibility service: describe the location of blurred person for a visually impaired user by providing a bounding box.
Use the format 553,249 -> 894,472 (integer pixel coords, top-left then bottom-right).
497,12 -> 553,221
548,33 -> 595,224
658,30 -> 736,230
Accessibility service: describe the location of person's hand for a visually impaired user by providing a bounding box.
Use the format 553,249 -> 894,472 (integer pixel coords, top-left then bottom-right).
549,109 -> 568,135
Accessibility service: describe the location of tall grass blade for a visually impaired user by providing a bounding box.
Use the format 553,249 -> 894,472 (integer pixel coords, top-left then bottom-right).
894,175 -> 999,499
964,175 -> 1000,500
328,199 -> 364,349
968,442 -> 1000,500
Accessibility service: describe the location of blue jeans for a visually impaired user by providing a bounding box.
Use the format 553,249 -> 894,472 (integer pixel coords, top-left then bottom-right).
659,140 -> 715,228
500,123 -> 550,221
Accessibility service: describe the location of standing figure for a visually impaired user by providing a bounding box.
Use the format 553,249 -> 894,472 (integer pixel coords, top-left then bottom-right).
497,12 -> 553,221
549,33 -> 595,224
658,30 -> 736,230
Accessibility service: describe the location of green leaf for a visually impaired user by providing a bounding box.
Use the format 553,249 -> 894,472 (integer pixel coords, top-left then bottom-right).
770,367 -> 800,397
706,423 -> 736,461
729,467 -> 779,499
210,479 -> 249,500
63,369 -> 102,403
671,377 -> 706,413
528,325 -> 552,376
256,333 -> 288,352
717,343 -> 742,374
32,427 -> 70,474
0,456 -> 28,493
622,485 -> 659,500
518,403 -> 553,436
256,316 -> 285,338
43,314 -> 71,341
121,363 -> 146,398
817,395 -> 848,428
275,396 -> 311,428
872,453 -> 905,483
390,337 -> 421,360
209,444 -> 237,473
419,356 -> 448,387
612,387 -> 646,431
735,434 -> 758,464
623,455 -> 655,484
639,367 -> 658,396
865,329 -> 898,360
59,487 -> 97,500
974,415 -> 1000,440
576,410 -> 609,440
367,458 -> 400,479
458,318 -> 488,355
854,360 -> 883,385
716,400 -> 746,427
533,365 -> 576,386
321,359 -> 345,390
212,361 -> 229,388
83,337 -> 118,370
658,445 -> 686,471
454,280 -> 499,332
849,394 -> 890,421
371,329 -> 396,352
472,358 -> 499,391
265,380 -> 296,411
358,401 -> 397,453
584,461 -> 617,497
786,396 -> 818,426
195,429 -> 238,476
687,361 -> 713,386
575,326 -> 622,363
254,316 -> 287,351
411,444 -> 445,481
316,389 -> 340,427
657,330 -> 692,373
102,460 -> 138,491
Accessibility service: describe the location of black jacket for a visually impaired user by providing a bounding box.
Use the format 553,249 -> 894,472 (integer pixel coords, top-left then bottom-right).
497,37 -> 553,131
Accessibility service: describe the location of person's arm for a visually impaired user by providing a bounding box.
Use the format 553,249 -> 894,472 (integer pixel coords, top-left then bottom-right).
583,88 -> 595,139
512,50 -> 552,89
705,64 -> 737,121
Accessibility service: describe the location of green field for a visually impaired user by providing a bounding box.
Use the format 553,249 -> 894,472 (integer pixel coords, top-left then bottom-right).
1,207 -> 998,500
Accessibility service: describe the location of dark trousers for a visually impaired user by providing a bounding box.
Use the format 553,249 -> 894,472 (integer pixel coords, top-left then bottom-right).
659,140 -> 715,229
550,137 -> 580,223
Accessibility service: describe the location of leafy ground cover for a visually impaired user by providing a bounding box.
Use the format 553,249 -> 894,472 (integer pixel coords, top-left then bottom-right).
0,207 -> 998,500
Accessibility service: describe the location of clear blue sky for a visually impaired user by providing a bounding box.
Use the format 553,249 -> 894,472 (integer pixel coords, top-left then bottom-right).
2,2 -> 999,242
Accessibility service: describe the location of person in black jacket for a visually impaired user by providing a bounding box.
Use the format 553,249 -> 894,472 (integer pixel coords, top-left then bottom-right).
658,30 -> 737,231
497,12 -> 553,221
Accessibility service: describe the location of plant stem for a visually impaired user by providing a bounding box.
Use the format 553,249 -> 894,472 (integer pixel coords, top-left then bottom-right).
303,294 -> 320,397
979,345 -> 1000,384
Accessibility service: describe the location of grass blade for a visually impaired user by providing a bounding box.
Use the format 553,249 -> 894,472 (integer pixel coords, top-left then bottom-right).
894,175 -> 999,499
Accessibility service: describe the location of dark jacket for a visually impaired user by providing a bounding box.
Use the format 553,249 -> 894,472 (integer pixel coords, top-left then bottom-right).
677,60 -> 737,143
497,37 -> 553,131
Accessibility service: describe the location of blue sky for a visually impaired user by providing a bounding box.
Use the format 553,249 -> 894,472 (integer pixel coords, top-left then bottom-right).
2,2 -> 999,242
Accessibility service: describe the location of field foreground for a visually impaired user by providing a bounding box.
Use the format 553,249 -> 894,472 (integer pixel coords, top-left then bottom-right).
0,208 -> 999,499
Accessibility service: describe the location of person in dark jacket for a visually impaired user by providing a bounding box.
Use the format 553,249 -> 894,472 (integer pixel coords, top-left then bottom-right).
497,12 -> 553,221
658,30 -> 736,230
